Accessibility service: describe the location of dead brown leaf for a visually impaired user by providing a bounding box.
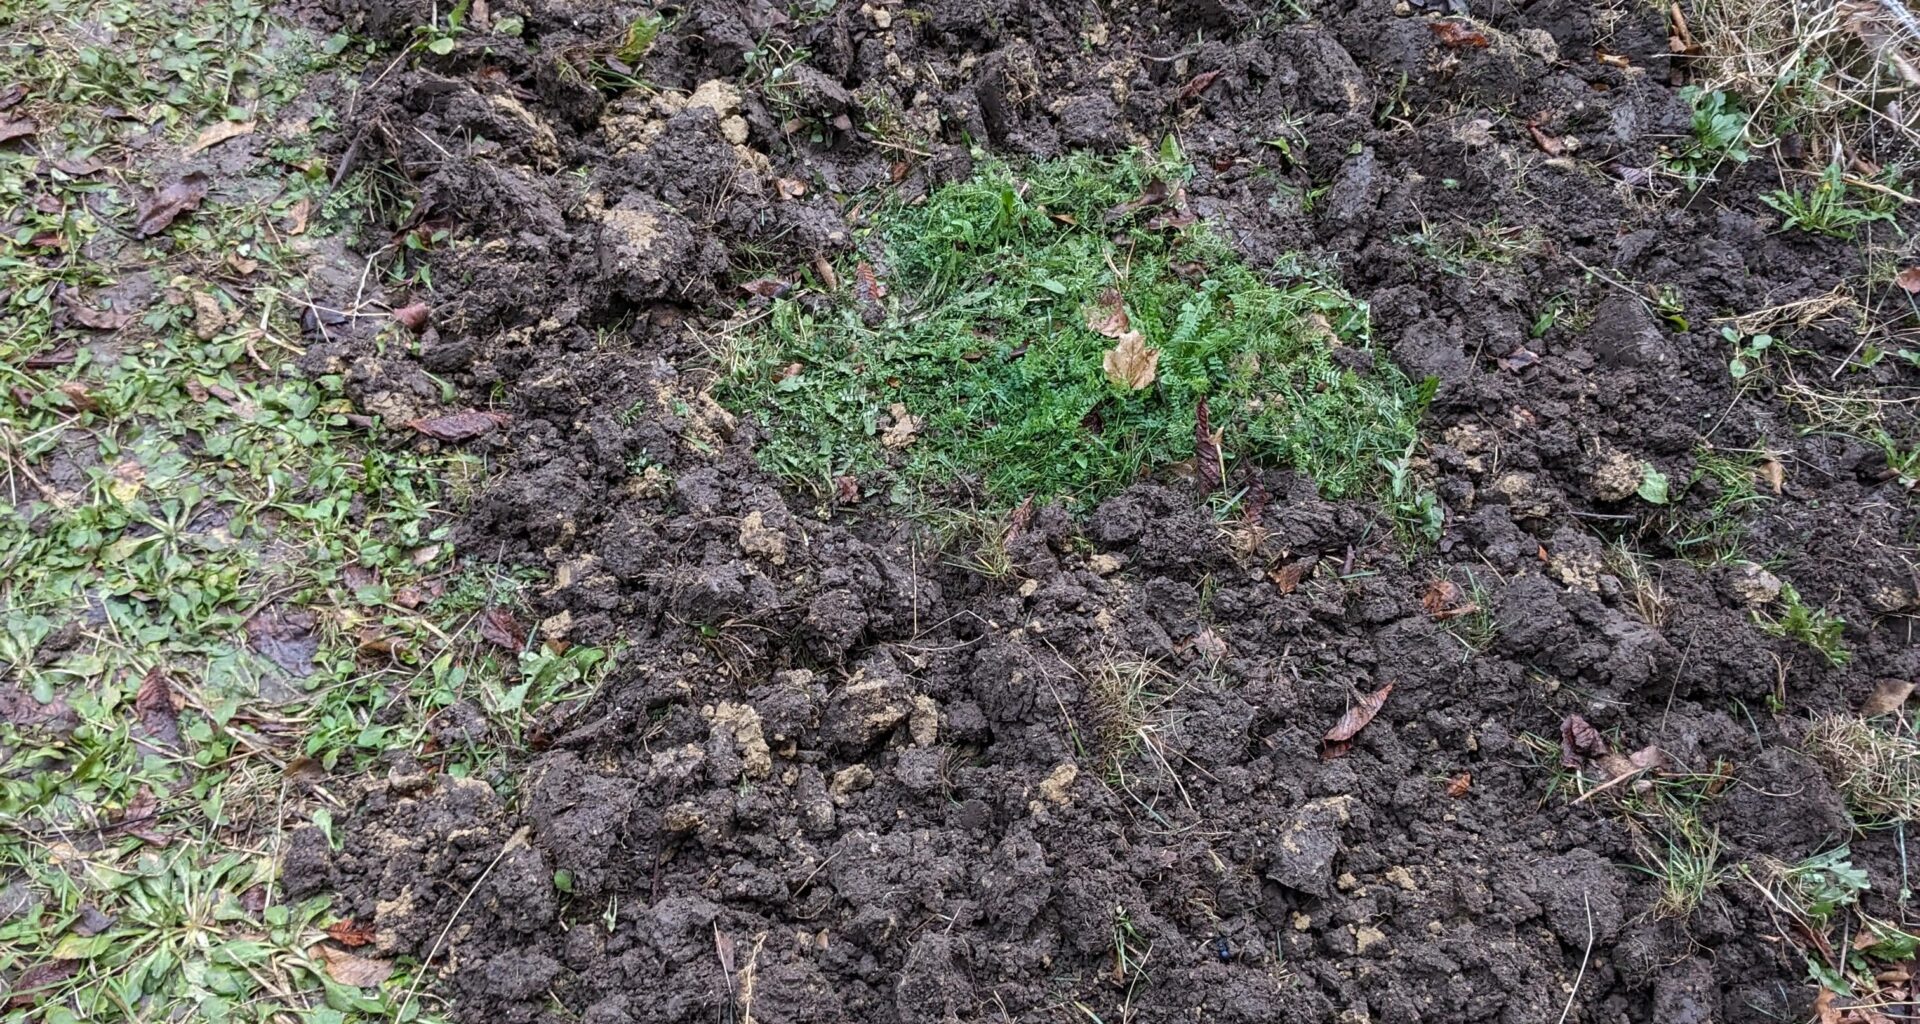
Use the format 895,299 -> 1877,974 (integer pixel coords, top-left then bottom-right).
1429,19 -> 1490,48
853,260 -> 887,318
0,118 -> 36,145
68,300 -> 135,331
1193,395 -> 1224,492
1085,288 -> 1130,339
1176,69 -> 1222,104
1421,579 -> 1479,620
135,665 -> 180,746
1321,683 -> 1393,759
478,607 -> 526,651
184,120 -> 255,155
406,409 -> 510,441
775,176 -> 807,199
284,197 -> 312,236
1105,179 -> 1170,222
1269,557 -> 1315,594
1896,266 -> 1920,294
1446,772 -> 1472,797
134,173 -> 209,237
882,402 -> 923,449
1102,331 -> 1160,390
1559,713 -> 1607,768
1497,346 -> 1540,372
0,84 -> 24,111
3,959 -> 78,1010
313,945 -> 395,987
1668,2 -> 1701,54
1757,458 -> 1785,494
1862,679 -> 1915,718
1595,49 -> 1632,67
1526,123 -> 1565,157
391,301 -> 430,332
326,919 -> 377,948
52,155 -> 107,176
741,277 -> 792,299
834,474 -> 861,504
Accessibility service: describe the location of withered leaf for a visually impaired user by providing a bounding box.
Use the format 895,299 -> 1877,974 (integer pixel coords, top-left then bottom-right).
1526,122 -> 1565,157
1193,395 -> 1223,492
1242,475 -> 1269,526
134,172 -> 209,237
3,959 -> 79,1010
834,474 -> 861,504
406,409 -> 510,441
0,84 -> 24,110
853,260 -> 887,314
1269,557 -> 1315,594
69,302 -> 135,331
1321,683 -> 1393,759
1895,266 -> 1920,295
1861,679 -> 1915,718
1105,178 -> 1170,222
741,277 -> 792,299
1559,713 -> 1608,768
1176,69 -> 1222,104
391,301 -> 430,332
1144,189 -> 1198,231
0,118 -> 36,144
1446,772 -> 1472,797
1757,458 -> 1785,495
1006,495 -> 1034,538
774,176 -> 807,199
135,666 -> 180,746
326,919 -> 378,948
1103,330 -> 1160,390
1429,19 -> 1490,48
1085,288 -> 1130,339
51,155 -> 107,176
313,945 -> 395,987
1421,578 -> 1478,620
478,606 -> 526,651
284,197 -> 312,236
184,119 -> 255,156
881,402 -> 922,449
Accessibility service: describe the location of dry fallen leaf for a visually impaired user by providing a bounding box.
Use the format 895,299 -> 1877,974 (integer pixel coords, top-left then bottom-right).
391,301 -> 430,332
478,606 -> 526,651
313,945 -> 395,987
284,196 -> 312,236
1497,347 -> 1540,372
134,173 -> 210,237
1559,713 -> 1608,768
1429,19 -> 1491,48
1446,772 -> 1472,798
0,118 -> 36,145
1527,123 -> 1565,157
326,919 -> 377,948
741,277 -> 791,299
1861,679 -> 1915,718
1895,266 -> 1920,294
68,301 -> 135,331
3,959 -> 78,1010
1269,557 -> 1314,594
1321,683 -> 1393,759
1103,330 -> 1160,390
774,176 -> 807,199
1193,396 -> 1223,492
1177,69 -> 1222,104
184,119 -> 255,155
1757,458 -> 1785,495
406,409 -> 510,441
1422,579 -> 1480,620
834,474 -> 860,504
1085,288 -> 1131,339
881,402 -> 922,449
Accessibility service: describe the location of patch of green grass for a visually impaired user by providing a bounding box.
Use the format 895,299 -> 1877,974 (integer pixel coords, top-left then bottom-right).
1756,582 -> 1850,666
1654,449 -> 1772,563
718,152 -> 1428,513
1763,163 -> 1896,240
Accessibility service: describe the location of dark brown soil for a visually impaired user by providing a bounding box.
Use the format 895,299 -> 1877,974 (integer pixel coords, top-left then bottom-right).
281,2 -> 1920,1022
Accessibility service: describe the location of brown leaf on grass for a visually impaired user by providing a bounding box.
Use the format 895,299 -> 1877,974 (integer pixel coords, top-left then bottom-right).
834,474 -> 861,504
1006,495 -> 1034,538
0,84 -> 24,110
1269,557 -> 1315,594
1668,2 -> 1701,54
1085,288 -> 1130,338
313,945 -> 395,987
326,919 -> 377,948
391,301 -> 430,332
68,302 -> 135,330
1446,772 -> 1472,797
741,277 -> 791,299
478,606 -> 526,651
3,959 -> 79,1009
1895,266 -> 1920,294
1559,713 -> 1607,768
1526,123 -> 1565,157
1421,579 -> 1479,620
1105,178 -> 1170,222
184,119 -> 255,155
1321,683 -> 1393,759
1144,189 -> 1198,231
853,261 -> 888,323
284,197 -> 312,236
0,118 -> 36,144
134,172 -> 209,237
133,666 -> 180,748
52,155 -> 107,176
1103,331 -> 1160,390
1861,679 -> 1916,718
406,409 -> 510,441
1595,49 -> 1632,67
1176,69 -> 1222,104
1429,19 -> 1490,48
881,402 -> 923,449
1193,395 -> 1223,492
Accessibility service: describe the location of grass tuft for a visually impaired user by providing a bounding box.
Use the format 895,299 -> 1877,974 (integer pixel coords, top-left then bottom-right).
718,152 -> 1428,512
1806,715 -> 1920,821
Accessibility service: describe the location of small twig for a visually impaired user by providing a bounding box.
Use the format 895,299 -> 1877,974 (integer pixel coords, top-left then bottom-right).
394,825 -> 532,1021
1555,891 -> 1595,1024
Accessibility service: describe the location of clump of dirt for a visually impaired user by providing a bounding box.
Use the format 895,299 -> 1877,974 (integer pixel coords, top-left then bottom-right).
285,1 -> 1920,1021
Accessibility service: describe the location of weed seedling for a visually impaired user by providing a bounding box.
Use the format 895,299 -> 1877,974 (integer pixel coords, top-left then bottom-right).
1722,325 -> 1775,380
1755,582 -> 1850,666
1762,164 -> 1894,240
1665,87 -> 1751,189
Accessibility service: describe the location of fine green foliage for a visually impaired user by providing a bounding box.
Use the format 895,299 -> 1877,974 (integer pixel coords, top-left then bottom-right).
1781,847 -> 1870,926
1666,87 -> 1751,188
1756,582 -> 1850,666
720,153 -> 1428,511
1762,163 -> 1895,240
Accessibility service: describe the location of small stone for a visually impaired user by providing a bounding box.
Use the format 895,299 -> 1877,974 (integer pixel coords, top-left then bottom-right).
829,764 -> 874,803
1336,872 -> 1359,892
539,610 -> 572,642
738,509 -> 788,565
1036,762 -> 1079,806
1087,553 -> 1124,576
1384,865 -> 1417,891
1354,925 -> 1388,953
1590,449 -> 1644,502
1730,562 -> 1782,605
1292,912 -> 1312,932
1018,579 -> 1040,598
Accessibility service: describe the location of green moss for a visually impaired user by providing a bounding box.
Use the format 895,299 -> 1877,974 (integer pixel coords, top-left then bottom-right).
719,152 -> 1428,511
